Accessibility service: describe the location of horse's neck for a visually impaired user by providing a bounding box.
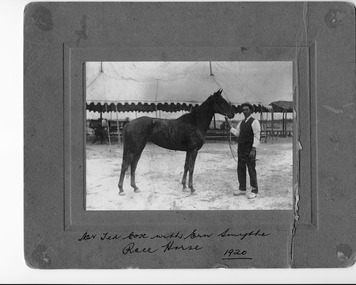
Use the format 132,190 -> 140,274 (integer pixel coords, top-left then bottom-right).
194,100 -> 215,134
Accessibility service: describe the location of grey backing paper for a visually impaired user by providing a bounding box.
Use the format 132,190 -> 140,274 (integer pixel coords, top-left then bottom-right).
24,2 -> 356,268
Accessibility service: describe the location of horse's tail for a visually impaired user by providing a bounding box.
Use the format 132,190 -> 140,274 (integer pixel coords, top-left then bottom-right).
121,117 -> 155,159
120,123 -> 130,161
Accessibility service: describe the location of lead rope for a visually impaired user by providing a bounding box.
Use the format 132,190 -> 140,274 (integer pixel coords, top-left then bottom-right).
211,96 -> 239,162
224,117 -> 260,163
227,131 -> 239,162
224,116 -> 239,162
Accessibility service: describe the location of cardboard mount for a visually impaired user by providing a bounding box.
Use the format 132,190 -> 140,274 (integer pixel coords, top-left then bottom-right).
24,2 -> 356,268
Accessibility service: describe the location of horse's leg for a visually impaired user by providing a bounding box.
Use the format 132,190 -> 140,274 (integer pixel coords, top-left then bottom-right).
181,152 -> 189,192
130,151 -> 143,193
118,117 -> 155,196
187,149 -> 198,195
118,152 -> 134,196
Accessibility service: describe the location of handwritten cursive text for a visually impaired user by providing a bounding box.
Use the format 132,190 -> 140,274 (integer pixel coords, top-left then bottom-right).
122,242 -> 158,255
161,241 -> 203,253
217,228 -> 270,240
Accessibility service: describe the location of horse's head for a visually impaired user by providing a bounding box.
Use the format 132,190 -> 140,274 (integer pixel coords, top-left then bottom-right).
211,89 -> 235,119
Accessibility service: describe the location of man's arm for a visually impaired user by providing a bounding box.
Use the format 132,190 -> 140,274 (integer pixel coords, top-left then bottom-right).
226,118 -> 241,137
248,120 -> 260,159
252,120 -> 261,148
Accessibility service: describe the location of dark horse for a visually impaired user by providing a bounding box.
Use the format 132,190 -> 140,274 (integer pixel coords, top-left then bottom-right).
118,89 -> 235,196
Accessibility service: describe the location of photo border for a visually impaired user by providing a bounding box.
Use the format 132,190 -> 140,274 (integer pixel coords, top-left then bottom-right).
64,45 -> 299,231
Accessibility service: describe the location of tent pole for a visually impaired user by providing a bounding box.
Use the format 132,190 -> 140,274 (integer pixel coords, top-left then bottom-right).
286,112 -> 288,136
260,108 -> 265,143
105,104 -> 111,146
287,112 -> 290,136
115,105 -> 120,147
264,112 -> 268,143
213,114 -> 216,129
259,106 -> 264,142
282,110 -> 284,136
271,110 -> 274,142
209,61 -> 214,76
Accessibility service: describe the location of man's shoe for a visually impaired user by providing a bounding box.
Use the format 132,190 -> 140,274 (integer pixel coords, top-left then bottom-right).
247,192 -> 257,199
233,190 -> 246,196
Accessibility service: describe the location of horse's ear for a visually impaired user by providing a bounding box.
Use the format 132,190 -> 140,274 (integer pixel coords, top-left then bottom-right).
213,88 -> 223,97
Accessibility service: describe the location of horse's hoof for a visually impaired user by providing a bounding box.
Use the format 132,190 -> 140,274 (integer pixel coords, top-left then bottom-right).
134,188 -> 141,193
182,188 -> 190,193
190,191 -> 197,196
119,192 -> 126,196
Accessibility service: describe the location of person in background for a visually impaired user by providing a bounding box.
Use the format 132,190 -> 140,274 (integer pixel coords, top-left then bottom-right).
101,118 -> 108,128
225,102 -> 261,199
100,118 -> 108,144
93,118 -> 108,144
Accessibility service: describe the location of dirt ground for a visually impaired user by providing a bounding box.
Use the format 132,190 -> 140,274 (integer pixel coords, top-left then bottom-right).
86,138 -> 293,210
86,137 -> 293,211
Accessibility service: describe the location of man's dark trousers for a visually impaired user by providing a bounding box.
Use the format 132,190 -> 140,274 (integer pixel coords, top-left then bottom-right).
237,152 -> 258,194
237,118 -> 258,194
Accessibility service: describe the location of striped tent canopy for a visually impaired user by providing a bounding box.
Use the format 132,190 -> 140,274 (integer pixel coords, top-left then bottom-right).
270,101 -> 294,112
86,62 -> 293,113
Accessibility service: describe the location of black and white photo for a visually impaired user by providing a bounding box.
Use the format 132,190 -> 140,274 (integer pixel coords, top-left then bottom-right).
85,61 -> 294,210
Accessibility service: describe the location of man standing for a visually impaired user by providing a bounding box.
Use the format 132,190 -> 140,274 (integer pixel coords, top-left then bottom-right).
225,103 -> 261,199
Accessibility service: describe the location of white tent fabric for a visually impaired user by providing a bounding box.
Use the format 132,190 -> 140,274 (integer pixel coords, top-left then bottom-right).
86,61 -> 293,107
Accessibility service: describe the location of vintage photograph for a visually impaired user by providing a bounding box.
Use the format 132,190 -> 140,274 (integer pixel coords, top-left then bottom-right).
85,61 -> 293,211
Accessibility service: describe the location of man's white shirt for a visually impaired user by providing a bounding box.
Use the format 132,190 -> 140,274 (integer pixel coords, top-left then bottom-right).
229,115 -> 261,148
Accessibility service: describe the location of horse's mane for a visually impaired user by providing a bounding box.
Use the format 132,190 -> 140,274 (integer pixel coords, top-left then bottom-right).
178,110 -> 197,123
177,95 -> 214,123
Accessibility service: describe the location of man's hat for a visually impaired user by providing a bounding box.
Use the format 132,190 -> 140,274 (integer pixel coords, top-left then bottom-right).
241,102 -> 254,112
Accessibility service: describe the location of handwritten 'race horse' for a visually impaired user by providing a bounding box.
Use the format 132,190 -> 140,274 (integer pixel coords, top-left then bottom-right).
118,89 -> 235,196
